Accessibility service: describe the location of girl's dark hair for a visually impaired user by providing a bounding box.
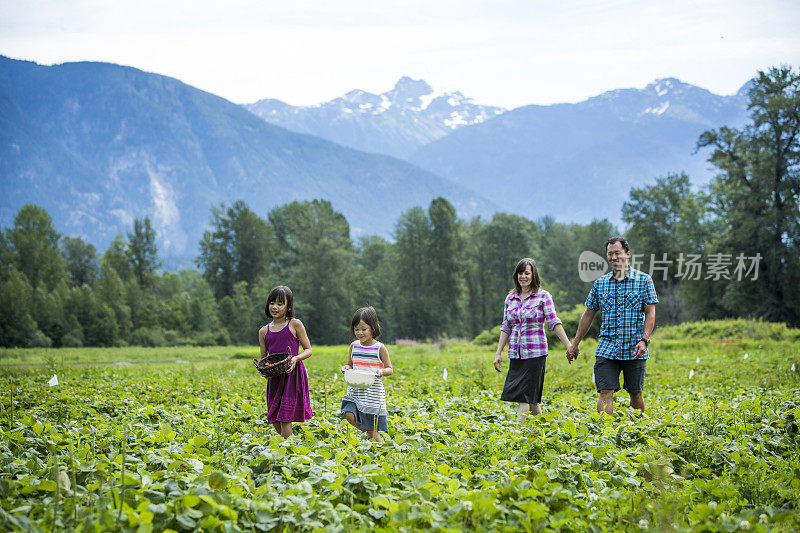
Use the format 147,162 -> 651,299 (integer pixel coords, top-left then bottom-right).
512,257 -> 541,294
351,306 -> 381,339
265,285 -> 294,320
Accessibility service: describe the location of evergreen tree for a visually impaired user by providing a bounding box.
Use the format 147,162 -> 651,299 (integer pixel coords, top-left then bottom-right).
466,213 -> 538,336
103,235 -> 132,281
393,206 -> 434,339
62,236 -> 100,287
4,204 -> 65,289
426,198 -> 465,336
127,217 -> 160,289
268,200 -> 358,345
197,201 -> 274,300
623,173 -> 711,323
698,66 -> 800,324
0,270 -> 38,346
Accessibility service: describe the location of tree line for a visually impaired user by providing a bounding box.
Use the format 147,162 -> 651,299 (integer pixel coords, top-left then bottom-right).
1,66 -> 797,348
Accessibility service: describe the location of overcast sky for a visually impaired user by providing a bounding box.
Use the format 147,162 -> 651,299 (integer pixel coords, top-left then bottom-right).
1,0 -> 799,108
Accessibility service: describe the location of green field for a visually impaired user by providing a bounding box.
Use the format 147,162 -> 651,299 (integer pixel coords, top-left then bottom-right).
1,339 -> 799,531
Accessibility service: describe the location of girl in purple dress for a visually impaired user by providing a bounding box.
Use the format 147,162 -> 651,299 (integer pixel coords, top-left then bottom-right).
258,286 -> 313,437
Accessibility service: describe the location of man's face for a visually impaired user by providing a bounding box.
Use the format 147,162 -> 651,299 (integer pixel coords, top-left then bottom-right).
606,241 -> 630,270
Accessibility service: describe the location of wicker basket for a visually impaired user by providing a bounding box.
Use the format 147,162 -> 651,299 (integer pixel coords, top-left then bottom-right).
253,349 -> 292,379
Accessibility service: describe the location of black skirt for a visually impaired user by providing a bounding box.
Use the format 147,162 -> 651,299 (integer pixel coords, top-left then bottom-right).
500,356 -> 547,404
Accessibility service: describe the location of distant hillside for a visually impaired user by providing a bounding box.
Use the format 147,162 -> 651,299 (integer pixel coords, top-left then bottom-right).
244,77 -> 505,159
407,78 -> 751,224
0,56 -> 497,266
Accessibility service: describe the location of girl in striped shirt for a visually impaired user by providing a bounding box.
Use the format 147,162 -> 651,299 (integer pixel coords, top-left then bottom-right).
340,306 -> 393,442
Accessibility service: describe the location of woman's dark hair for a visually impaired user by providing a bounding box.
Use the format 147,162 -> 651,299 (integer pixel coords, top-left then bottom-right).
351,306 -> 381,339
605,236 -> 630,253
265,285 -> 294,320
512,258 -> 541,294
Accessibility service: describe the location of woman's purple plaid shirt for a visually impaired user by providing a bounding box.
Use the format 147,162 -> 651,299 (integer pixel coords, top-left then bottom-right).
500,289 -> 562,359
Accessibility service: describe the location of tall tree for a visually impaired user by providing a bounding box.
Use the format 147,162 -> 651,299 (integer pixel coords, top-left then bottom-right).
3,204 -> 65,289
268,199 -> 358,344
698,66 -> 800,324
426,197 -> 465,335
103,235 -> 132,281
622,173 -> 711,323
356,235 -> 397,338
393,206 -> 434,339
62,236 -> 100,287
0,269 -> 38,346
197,201 -> 274,300
465,213 -> 538,336
127,217 -> 160,289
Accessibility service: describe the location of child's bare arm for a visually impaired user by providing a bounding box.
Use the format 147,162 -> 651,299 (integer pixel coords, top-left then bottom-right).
377,345 -> 393,377
258,326 -> 268,358
341,344 -> 353,372
291,319 -> 313,361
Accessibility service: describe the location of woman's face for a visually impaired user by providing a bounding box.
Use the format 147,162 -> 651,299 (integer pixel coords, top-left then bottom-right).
517,265 -> 533,290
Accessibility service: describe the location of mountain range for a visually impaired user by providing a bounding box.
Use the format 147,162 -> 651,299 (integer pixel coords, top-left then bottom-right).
1,54 -> 753,268
0,56 -> 497,267
245,77 -> 751,225
244,77 -> 505,159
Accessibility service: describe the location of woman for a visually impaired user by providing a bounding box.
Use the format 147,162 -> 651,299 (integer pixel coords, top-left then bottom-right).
493,258 -> 572,423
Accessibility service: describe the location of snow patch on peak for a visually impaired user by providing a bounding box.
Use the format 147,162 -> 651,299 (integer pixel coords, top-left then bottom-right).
444,111 -> 469,128
419,88 -> 444,110
641,101 -> 670,116
648,77 -> 686,97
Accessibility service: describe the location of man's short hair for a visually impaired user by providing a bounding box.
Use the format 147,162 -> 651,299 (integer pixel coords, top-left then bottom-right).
605,236 -> 630,253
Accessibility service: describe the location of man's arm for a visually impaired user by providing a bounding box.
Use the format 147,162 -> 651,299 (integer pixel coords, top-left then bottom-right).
634,304 -> 656,358
568,308 -> 597,360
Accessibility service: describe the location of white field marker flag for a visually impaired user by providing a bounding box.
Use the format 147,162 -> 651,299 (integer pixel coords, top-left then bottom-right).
443,368 -> 448,381
47,374 -> 58,387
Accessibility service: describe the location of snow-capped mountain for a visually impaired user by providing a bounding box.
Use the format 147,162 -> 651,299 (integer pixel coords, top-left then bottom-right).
0,57 -> 498,266
243,77 -> 505,158
409,77 -> 752,225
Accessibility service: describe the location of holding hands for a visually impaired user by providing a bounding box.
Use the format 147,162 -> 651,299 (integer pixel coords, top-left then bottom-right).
566,342 -> 580,364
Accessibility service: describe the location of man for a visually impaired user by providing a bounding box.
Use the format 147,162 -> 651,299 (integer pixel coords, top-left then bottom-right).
566,237 -> 658,415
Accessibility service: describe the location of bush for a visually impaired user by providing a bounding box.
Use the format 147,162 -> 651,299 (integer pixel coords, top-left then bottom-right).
29,330 -> 53,348
61,328 -> 84,347
473,325 -> 502,346
189,330 -> 231,346
656,318 -> 800,341
128,327 -> 167,347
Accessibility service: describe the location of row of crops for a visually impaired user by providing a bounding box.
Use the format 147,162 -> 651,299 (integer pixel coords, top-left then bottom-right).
1,340 -> 799,531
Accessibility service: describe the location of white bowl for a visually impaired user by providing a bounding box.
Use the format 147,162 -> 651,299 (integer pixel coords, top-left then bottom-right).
344,369 -> 375,389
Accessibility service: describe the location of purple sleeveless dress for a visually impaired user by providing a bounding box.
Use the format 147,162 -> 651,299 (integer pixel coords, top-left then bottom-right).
263,322 -> 313,423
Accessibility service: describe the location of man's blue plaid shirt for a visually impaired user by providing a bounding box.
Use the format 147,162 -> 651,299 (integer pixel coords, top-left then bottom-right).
585,268 -> 658,360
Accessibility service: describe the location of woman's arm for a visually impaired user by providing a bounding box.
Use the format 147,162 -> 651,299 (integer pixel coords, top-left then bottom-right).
494,295 -> 513,372
377,344 -> 393,377
553,323 -> 571,351
494,330 -> 510,372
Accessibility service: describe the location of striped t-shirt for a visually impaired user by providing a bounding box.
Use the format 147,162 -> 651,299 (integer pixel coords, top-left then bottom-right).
342,340 -> 387,416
